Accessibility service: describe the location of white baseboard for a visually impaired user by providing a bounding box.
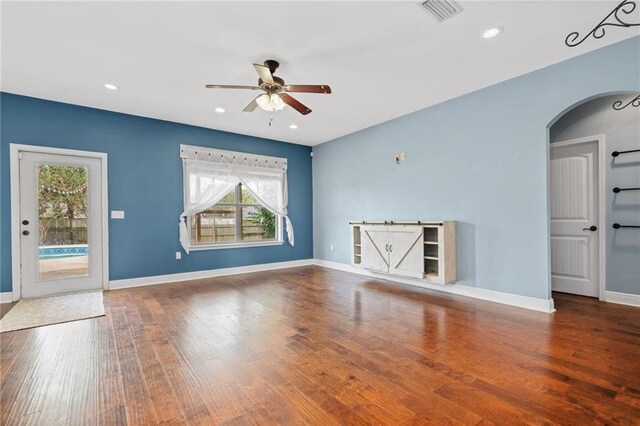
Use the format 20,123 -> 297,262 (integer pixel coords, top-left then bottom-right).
313,259 -> 556,313
603,290 -> 640,307
9,259 -> 634,313
0,292 -> 13,304
108,259 -> 315,290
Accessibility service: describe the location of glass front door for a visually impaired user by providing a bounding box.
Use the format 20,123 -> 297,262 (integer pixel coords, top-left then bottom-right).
19,150 -> 104,298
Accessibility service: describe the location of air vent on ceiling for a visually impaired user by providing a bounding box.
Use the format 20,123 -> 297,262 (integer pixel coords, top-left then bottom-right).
420,0 -> 463,22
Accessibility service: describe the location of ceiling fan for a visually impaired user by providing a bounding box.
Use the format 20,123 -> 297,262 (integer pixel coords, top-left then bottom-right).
205,59 -> 331,115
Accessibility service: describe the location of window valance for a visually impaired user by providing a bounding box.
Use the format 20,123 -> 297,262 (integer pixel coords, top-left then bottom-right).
180,145 -> 288,170
178,145 -> 293,253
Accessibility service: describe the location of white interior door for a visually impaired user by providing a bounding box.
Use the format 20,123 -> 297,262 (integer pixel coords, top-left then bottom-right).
19,151 -> 104,298
550,141 -> 599,297
388,225 -> 424,279
360,225 -> 389,273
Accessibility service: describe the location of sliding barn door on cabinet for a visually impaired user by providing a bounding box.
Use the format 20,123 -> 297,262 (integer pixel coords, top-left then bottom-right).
360,225 -> 389,273
351,221 -> 457,285
388,225 -> 424,279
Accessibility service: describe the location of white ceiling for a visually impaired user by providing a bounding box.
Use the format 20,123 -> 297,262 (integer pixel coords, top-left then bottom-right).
2,1 -> 638,146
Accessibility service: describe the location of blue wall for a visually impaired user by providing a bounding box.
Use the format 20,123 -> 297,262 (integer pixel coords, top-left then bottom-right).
1,93 -> 313,292
551,94 -> 640,295
313,36 -> 640,300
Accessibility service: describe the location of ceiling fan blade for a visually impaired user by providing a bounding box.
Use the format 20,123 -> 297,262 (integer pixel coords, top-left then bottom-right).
243,95 -> 260,112
284,85 -> 332,94
205,84 -> 260,90
280,93 -> 312,115
253,64 -> 274,84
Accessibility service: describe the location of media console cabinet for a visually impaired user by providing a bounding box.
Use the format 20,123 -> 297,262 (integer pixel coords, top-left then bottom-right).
351,221 -> 456,285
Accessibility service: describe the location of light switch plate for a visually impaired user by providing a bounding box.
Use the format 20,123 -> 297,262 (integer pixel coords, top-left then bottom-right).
111,210 -> 125,219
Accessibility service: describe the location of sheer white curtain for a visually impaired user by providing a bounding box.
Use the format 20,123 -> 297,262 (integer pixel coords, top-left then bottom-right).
178,158 -> 294,253
228,162 -> 294,247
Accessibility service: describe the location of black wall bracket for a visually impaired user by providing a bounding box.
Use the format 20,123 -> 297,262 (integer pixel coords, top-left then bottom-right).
613,94 -> 640,110
613,223 -> 640,229
612,149 -> 640,157
565,0 -> 640,47
613,187 -> 640,193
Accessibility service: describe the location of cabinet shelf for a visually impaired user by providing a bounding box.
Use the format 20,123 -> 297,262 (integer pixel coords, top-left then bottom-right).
352,225 -> 362,265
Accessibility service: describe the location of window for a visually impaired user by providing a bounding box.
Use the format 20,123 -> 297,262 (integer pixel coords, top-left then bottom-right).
189,183 -> 281,248
179,144 -> 293,253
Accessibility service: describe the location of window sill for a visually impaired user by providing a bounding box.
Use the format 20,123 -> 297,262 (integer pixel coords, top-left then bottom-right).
188,240 -> 284,251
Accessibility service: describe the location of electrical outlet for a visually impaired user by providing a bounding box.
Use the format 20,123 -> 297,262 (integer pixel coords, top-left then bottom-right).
176,251 -> 181,260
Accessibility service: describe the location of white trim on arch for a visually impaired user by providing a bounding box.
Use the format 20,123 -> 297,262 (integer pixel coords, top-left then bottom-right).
548,134 -> 607,301
9,143 -> 110,301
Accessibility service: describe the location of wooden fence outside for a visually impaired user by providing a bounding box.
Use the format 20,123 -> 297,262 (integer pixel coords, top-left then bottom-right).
39,218 -> 88,245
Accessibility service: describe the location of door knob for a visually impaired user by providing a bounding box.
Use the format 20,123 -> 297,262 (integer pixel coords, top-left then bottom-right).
582,225 -> 598,232
22,230 -> 30,236
22,220 -> 29,225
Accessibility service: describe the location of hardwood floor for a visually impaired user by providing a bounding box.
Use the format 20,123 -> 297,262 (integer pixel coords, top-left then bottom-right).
1,266 -> 639,425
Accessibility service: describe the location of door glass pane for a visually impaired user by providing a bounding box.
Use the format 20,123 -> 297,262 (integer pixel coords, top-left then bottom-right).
37,164 -> 89,281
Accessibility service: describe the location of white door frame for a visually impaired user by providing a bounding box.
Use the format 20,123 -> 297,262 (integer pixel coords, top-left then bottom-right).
9,143 -> 109,301
549,134 -> 606,300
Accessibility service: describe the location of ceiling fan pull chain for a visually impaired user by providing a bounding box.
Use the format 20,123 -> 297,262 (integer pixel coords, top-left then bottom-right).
268,116 -> 274,127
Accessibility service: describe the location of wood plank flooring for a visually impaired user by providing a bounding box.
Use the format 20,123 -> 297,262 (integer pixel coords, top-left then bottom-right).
1,265 -> 639,425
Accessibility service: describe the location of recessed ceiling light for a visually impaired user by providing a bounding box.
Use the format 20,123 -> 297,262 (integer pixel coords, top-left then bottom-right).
103,83 -> 118,90
289,124 -> 298,129
482,26 -> 503,39
214,107 -> 226,113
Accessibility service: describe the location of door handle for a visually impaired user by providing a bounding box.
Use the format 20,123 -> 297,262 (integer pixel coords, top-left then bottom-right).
582,225 -> 598,232
385,244 -> 389,252
22,230 -> 30,236
389,244 -> 393,252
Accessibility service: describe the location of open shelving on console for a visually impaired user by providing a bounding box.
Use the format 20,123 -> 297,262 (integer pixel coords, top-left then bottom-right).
352,225 -> 362,265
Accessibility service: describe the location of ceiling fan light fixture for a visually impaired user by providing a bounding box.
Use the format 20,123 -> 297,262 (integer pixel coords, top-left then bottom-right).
205,60 -> 331,115
256,93 -> 285,112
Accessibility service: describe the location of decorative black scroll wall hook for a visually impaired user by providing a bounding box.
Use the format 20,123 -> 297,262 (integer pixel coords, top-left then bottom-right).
565,0 -> 640,47
613,94 -> 640,110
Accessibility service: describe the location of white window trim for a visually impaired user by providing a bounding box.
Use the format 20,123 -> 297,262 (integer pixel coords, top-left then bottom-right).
186,183 -> 284,251
188,240 -> 284,251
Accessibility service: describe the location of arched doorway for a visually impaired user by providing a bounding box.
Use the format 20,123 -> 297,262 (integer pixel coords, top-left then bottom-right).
547,92 -> 640,303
